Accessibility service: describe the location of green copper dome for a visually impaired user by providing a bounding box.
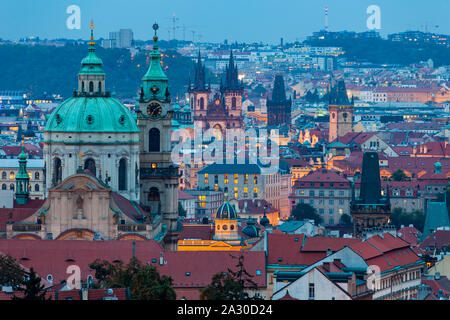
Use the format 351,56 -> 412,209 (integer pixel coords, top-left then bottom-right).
44,97 -> 139,133
44,28 -> 139,135
216,201 -> 237,220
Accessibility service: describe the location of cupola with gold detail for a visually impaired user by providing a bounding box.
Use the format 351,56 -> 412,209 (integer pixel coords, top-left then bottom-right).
214,200 -> 239,241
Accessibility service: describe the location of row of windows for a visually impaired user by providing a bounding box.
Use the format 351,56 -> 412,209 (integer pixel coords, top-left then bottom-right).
1,183 -> 40,192
205,174 -> 258,185
52,157 -> 128,191
298,189 -> 346,197
1,171 -> 41,180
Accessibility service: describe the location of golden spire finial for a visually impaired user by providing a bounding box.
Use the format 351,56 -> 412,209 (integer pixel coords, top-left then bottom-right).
89,20 -> 96,44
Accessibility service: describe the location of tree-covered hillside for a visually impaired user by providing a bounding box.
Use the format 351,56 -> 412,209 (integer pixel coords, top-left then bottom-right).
0,44 -> 195,99
304,37 -> 450,67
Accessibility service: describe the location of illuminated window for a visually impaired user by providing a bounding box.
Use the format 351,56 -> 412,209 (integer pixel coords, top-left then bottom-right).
254,174 -> 258,184
253,187 -> 258,198
9,172 -> 14,180
204,173 -> 208,184
214,184 -> 219,191
234,187 -> 238,198
224,174 -> 229,184
244,174 -> 248,184
151,163 -> 157,169
234,174 -> 238,184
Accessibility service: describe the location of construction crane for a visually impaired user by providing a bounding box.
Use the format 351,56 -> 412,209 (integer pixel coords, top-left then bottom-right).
165,13 -> 180,40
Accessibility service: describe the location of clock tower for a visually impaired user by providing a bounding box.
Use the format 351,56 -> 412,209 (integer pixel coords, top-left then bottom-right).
136,24 -> 180,249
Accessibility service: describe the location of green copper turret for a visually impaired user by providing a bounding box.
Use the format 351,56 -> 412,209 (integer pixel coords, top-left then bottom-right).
15,142 -> 30,205
140,23 -> 170,102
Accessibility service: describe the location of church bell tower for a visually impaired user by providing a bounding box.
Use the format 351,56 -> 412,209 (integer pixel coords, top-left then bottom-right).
136,23 -> 180,249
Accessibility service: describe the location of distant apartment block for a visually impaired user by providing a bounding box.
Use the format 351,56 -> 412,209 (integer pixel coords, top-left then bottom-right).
102,29 -> 133,49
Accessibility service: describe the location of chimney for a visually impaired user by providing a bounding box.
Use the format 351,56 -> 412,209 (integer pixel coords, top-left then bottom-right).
347,273 -> 357,297
159,252 -> 164,266
322,262 -> 330,272
326,248 -> 332,256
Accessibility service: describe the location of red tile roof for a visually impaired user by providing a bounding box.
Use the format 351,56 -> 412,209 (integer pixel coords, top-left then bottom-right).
0,208 -> 37,232
293,169 -> 350,189
397,226 -> 422,247
0,240 -> 266,300
301,236 -> 360,252
179,224 -> 214,240
422,276 -> 450,299
419,230 -> 450,252
349,233 -> 423,272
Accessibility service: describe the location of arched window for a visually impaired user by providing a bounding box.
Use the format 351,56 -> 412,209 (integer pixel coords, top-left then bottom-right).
35,184 -> 39,192
9,184 -> 14,190
231,97 -> 236,110
148,128 -> 160,152
35,172 -> 39,180
1,184 -> 6,190
199,97 -> 204,110
148,187 -> 160,201
82,81 -> 85,92
118,158 -> 127,191
84,158 -> 96,176
89,81 -> 94,92
98,81 -> 102,93
53,158 -> 62,185
2,172 -> 6,179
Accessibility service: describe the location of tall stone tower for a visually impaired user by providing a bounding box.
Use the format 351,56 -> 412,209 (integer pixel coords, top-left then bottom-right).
136,24 -> 179,249
220,51 -> 244,121
188,51 -> 210,118
267,74 -> 292,127
328,79 -> 354,142
351,151 -> 391,238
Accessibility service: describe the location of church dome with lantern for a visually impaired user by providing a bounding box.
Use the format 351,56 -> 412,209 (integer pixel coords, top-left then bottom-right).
43,22 -> 140,202
215,201 -> 237,220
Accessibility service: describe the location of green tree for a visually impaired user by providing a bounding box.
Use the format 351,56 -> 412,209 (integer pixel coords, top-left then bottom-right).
0,254 -> 26,289
390,208 -> 425,232
13,268 -> 50,300
390,169 -> 409,181
89,258 -> 176,300
200,254 -> 262,300
339,214 -> 352,225
291,203 -> 323,224
178,202 -> 187,217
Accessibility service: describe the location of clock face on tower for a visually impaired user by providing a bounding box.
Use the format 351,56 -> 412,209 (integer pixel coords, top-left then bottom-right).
147,102 -> 162,118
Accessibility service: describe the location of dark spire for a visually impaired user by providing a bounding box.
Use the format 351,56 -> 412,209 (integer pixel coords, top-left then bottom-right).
357,152 -> 383,204
329,79 -> 350,105
267,74 -> 291,106
191,50 -> 207,91
222,50 -> 242,92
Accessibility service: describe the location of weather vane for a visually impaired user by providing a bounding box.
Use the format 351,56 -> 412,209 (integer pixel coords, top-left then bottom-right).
153,22 -> 159,41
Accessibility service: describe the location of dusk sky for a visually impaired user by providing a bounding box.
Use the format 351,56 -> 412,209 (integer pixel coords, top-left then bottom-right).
1,0 -> 449,43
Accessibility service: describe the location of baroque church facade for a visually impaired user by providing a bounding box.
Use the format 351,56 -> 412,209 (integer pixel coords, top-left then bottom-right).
6,24 -> 180,247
